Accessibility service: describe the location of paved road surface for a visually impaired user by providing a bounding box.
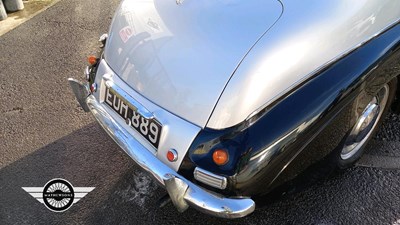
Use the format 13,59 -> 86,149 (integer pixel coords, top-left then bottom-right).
1,1 -> 400,224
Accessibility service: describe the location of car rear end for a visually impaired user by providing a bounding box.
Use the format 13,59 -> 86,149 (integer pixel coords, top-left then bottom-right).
68,0 -> 285,218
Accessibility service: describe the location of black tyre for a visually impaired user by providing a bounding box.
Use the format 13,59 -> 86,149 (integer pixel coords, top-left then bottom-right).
335,77 -> 397,169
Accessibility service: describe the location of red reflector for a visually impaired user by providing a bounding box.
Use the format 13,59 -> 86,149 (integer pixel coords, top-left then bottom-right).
90,83 -> 97,93
167,149 -> 178,162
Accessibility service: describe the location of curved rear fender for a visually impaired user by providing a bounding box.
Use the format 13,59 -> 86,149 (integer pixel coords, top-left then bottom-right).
182,23 -> 400,196
234,23 -> 400,196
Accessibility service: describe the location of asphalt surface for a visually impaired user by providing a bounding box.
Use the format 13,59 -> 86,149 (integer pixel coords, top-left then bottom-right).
1,1 -> 400,224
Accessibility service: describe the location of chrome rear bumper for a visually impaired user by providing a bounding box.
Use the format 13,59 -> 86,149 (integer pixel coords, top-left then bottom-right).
68,78 -> 255,218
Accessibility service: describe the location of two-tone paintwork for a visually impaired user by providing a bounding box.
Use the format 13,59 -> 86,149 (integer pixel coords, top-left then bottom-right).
81,0 -> 400,212
208,0 -> 400,129
104,0 -> 400,130
185,23 -> 400,196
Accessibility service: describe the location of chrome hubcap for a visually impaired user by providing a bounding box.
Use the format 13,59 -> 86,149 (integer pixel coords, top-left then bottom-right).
340,84 -> 389,160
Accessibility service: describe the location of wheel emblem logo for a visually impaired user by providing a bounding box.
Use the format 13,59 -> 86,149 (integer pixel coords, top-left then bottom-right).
43,179 -> 75,212
22,178 -> 95,212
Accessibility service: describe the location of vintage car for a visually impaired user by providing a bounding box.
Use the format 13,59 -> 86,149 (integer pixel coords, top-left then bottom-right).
68,0 -> 400,219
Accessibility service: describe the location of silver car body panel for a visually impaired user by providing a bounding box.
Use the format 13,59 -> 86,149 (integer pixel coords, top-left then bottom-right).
104,0 -> 283,128
207,0 -> 400,129
92,59 -> 201,171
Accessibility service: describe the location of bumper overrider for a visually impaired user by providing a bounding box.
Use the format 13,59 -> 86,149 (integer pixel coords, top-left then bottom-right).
68,78 -> 255,218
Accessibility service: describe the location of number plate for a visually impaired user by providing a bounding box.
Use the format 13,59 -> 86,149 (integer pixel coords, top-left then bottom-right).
104,87 -> 162,149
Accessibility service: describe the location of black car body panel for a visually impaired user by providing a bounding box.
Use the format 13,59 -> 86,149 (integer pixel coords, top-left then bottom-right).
182,23 -> 400,196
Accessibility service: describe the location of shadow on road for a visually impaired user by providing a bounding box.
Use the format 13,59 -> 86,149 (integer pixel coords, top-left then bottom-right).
1,123 -> 400,224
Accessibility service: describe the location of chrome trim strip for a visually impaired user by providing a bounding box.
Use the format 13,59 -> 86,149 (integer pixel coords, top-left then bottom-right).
245,19 -> 400,123
68,79 -> 255,218
207,13 -> 400,129
102,74 -> 154,120
194,167 -> 227,190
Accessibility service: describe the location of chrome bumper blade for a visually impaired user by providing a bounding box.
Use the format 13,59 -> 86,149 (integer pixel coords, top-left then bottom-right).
68,78 -> 255,218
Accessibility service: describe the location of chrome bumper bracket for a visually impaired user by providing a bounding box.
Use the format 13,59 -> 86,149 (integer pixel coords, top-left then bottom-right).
68,78 -> 90,112
164,175 -> 189,212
